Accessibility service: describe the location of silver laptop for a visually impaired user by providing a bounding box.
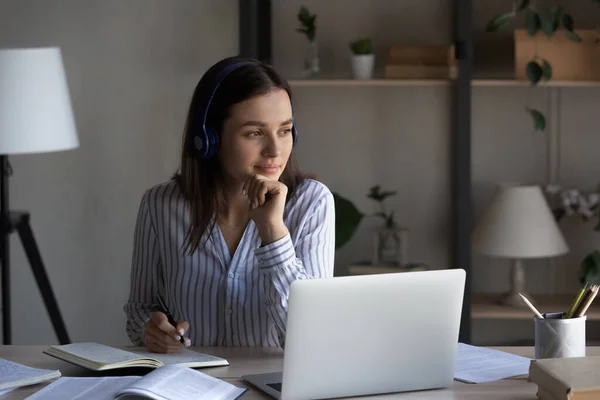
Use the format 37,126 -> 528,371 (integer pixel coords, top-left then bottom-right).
242,268 -> 465,400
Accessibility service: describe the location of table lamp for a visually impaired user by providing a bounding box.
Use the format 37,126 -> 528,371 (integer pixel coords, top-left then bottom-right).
472,184 -> 568,308
0,47 -> 79,344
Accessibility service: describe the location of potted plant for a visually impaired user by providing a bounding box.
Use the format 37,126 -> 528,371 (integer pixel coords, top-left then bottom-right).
296,6 -> 319,76
349,37 -> 374,80
333,185 -> 410,267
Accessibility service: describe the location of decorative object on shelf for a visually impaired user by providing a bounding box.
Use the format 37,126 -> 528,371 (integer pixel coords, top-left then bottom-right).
349,37 -> 374,80
544,184 -> 600,285
384,44 -> 456,79
472,184 -> 569,308
332,185 -> 410,267
296,6 -> 319,77
366,185 -> 408,266
485,1 -> 594,132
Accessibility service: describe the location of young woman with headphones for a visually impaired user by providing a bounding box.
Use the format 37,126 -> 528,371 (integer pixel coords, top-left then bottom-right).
123,56 -> 335,353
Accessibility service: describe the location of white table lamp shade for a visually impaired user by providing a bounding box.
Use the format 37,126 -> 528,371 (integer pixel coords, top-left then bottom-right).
0,47 -> 79,155
472,184 -> 568,258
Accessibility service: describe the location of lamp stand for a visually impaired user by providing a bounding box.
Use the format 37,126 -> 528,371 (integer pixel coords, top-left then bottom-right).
499,258 -> 532,308
1,155 -> 71,344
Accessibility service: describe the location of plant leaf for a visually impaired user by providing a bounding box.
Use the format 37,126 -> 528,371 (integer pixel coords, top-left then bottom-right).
515,0 -> 530,11
526,107 -> 546,132
541,14 -> 559,37
525,9 -> 540,36
332,192 -> 364,250
562,13 -> 575,31
526,60 -> 543,84
541,59 -> 552,80
485,13 -> 513,32
566,30 -> 583,42
579,250 -> 600,285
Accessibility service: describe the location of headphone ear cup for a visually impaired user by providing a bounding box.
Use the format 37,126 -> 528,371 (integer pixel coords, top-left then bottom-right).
205,127 -> 216,158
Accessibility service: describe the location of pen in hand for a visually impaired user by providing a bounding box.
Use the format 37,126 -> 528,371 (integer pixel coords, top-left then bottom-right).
156,294 -> 186,345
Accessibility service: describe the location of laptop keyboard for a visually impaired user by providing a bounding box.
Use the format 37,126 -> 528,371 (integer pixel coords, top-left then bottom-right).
266,382 -> 282,392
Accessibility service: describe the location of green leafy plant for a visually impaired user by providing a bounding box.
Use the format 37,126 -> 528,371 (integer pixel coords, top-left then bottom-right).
367,185 -> 397,228
485,0 -> 590,132
296,6 -> 317,42
349,38 -> 373,55
332,185 -> 397,249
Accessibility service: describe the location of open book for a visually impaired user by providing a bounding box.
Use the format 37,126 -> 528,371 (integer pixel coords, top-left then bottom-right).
27,364 -> 247,400
43,343 -> 228,371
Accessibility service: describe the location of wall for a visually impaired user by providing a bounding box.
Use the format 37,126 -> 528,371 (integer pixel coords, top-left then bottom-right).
0,0 -> 238,345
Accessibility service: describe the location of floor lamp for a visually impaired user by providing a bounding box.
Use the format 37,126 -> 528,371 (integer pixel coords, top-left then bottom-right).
0,47 -> 79,344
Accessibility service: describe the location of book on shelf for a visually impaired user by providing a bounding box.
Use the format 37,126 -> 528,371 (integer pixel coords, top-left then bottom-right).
529,356 -> 600,400
385,44 -> 456,79
43,342 -> 228,371
27,364 -> 246,400
388,44 -> 456,66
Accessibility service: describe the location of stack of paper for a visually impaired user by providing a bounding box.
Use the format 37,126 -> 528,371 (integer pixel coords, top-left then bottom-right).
454,343 -> 531,383
0,357 -> 61,394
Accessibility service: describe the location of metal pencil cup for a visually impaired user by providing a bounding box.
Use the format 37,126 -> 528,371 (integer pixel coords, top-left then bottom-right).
534,312 -> 586,359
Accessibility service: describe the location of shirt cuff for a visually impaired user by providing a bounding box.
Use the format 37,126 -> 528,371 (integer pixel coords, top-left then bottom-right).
254,233 -> 296,271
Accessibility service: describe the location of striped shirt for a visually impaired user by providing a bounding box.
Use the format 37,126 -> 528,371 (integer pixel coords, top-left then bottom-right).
123,178 -> 335,347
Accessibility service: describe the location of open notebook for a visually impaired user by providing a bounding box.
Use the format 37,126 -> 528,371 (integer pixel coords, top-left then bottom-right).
43,343 -> 229,371
27,364 -> 246,400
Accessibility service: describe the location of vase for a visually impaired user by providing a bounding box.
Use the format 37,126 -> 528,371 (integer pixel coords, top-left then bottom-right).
372,227 -> 409,266
303,40 -> 320,77
351,54 -> 375,80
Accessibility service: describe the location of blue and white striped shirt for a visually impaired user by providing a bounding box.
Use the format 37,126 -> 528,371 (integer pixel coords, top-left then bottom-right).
123,178 -> 335,347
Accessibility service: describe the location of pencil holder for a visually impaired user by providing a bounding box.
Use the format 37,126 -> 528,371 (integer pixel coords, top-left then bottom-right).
534,312 -> 586,359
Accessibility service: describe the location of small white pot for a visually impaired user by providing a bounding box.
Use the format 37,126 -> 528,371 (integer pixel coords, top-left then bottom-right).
351,54 -> 375,80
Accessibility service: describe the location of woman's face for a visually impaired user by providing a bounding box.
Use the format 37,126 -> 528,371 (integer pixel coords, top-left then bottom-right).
218,89 -> 294,186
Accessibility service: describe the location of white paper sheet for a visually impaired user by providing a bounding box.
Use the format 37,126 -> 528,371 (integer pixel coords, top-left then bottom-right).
454,343 -> 531,383
0,358 -> 60,390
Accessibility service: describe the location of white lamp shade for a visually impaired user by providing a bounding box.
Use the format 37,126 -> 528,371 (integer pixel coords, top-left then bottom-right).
472,184 -> 569,258
0,47 -> 79,155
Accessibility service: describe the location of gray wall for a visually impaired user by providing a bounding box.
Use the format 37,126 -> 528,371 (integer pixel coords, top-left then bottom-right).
0,0 -> 599,346
0,0 -> 238,345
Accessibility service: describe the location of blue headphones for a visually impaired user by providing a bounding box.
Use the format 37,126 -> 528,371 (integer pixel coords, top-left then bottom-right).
193,61 -> 298,159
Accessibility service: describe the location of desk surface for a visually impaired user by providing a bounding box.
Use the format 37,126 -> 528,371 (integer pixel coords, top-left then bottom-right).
2,345 -> 599,399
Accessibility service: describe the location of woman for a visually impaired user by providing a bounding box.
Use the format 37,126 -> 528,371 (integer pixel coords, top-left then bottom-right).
124,56 -> 335,353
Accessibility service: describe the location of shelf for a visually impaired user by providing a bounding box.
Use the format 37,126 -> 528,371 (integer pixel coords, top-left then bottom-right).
287,78 -> 451,87
287,77 -> 600,88
471,293 -> 600,320
473,79 -> 600,87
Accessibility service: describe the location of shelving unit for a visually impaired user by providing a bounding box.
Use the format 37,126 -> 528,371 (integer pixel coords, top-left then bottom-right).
233,0 -> 600,344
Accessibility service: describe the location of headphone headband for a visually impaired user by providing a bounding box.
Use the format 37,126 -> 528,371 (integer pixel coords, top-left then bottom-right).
192,60 -> 298,160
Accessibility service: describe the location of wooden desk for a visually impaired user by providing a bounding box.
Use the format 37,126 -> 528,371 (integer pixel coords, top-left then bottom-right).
1,345 -> 599,399
471,293 -> 600,320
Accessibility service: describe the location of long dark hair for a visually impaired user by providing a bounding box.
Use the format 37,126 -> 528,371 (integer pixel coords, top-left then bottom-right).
174,56 -> 304,254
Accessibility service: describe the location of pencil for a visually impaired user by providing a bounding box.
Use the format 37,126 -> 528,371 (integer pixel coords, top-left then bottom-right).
566,283 -> 588,318
519,293 -> 544,319
574,285 -> 599,318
